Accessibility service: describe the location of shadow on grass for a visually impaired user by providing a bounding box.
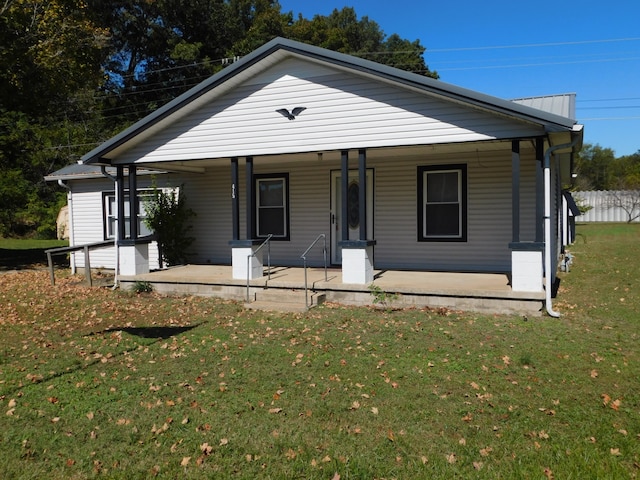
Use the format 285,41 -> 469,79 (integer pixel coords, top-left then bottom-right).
94,324 -> 201,339
0,248 -> 69,271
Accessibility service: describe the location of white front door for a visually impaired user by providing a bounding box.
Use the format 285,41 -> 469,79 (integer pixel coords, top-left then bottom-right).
330,169 -> 373,264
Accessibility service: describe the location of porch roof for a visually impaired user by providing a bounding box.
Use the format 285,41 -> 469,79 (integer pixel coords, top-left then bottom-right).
81,37 -> 582,166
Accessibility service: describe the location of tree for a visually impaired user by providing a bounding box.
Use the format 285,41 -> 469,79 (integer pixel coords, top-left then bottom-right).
0,0 -> 106,237
574,143 -> 616,190
284,7 -> 438,79
604,190 -> 640,223
604,150 -> 640,223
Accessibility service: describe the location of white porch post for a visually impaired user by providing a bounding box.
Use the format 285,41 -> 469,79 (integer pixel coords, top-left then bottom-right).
509,242 -> 544,292
341,243 -> 375,284
118,165 -> 150,276
229,156 -> 264,280
339,149 -> 376,285
509,140 -> 543,292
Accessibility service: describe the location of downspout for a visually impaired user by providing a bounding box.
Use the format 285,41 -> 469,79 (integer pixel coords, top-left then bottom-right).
100,166 -> 120,289
57,180 -> 76,275
543,136 -> 580,317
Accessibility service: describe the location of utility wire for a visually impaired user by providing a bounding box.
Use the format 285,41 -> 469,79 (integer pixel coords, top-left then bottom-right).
426,37 -> 640,53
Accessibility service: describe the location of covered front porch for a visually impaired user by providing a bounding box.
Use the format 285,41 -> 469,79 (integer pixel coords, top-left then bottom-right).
120,264 -> 545,315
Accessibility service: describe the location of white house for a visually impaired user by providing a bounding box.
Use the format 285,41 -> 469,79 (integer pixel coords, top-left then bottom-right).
46,38 -> 583,315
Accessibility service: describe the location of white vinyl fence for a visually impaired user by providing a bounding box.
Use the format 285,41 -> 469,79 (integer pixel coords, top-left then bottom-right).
574,191 -> 640,223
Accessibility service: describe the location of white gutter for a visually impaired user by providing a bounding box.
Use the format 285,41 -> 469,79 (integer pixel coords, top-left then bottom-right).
100,166 -> 120,289
543,135 -> 580,317
57,180 -> 76,275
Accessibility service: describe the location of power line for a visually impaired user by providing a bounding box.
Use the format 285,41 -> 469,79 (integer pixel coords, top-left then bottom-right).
426,37 -> 640,53
437,56 -> 640,71
580,116 -> 640,121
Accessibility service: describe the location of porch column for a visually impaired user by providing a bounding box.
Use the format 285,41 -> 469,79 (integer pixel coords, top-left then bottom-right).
231,157 -> 239,241
339,148 -> 376,285
229,156 -> 263,280
119,164 -> 150,276
511,141 -> 520,243
535,137 -> 544,242
341,150 -> 349,241
358,149 -> 367,241
128,165 -> 138,240
116,166 -> 125,242
509,139 -> 543,292
245,156 -> 254,239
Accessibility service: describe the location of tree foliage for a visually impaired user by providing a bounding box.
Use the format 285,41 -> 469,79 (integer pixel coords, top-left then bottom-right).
575,143 -> 640,191
0,0 -> 106,237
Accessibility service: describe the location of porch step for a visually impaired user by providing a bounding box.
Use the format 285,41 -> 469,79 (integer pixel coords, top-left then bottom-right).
244,288 -> 326,313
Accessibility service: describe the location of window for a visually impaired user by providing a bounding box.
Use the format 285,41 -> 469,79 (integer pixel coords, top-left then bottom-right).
103,191 -> 153,240
255,174 -> 289,240
418,164 -> 467,241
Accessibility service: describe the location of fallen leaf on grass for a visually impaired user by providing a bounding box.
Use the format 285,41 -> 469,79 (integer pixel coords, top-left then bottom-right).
285,448 -> 297,460
370,407 -> 379,415
269,407 -> 282,414
610,448 -> 622,456
446,453 -> 456,464
479,446 -> 493,457
181,457 -> 190,466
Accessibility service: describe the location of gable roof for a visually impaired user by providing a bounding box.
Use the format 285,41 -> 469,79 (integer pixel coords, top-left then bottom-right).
82,37 -> 581,165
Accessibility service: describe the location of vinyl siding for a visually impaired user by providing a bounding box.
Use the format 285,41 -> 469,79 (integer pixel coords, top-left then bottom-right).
69,177 -> 163,270
178,142 -> 538,272
114,58 -> 546,164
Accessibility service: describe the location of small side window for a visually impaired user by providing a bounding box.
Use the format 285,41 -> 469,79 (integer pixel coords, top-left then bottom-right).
417,164 -> 467,242
254,174 -> 289,240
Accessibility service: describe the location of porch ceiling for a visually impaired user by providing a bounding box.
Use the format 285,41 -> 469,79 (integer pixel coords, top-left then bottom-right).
139,138 -> 539,171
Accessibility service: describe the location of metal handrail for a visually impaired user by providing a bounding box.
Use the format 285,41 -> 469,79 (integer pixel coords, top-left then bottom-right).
246,234 -> 272,302
300,233 -> 328,308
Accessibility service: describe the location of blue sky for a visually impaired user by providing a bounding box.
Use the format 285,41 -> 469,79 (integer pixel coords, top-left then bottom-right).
278,0 -> 640,156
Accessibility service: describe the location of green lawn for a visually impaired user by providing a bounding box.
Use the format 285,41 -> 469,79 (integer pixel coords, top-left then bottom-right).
0,224 -> 638,479
0,238 -> 68,270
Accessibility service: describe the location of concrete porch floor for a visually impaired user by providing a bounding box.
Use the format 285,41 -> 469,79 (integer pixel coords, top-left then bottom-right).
120,265 -> 546,316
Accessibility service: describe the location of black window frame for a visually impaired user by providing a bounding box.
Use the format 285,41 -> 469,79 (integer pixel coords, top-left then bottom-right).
253,173 -> 290,241
417,164 -> 467,242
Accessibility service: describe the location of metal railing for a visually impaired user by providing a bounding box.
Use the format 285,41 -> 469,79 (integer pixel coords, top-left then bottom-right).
300,233 -> 328,308
246,234 -> 272,302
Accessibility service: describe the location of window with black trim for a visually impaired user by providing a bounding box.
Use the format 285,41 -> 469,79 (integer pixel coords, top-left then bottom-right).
103,191 -> 153,240
418,164 -> 467,241
255,173 -> 289,240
